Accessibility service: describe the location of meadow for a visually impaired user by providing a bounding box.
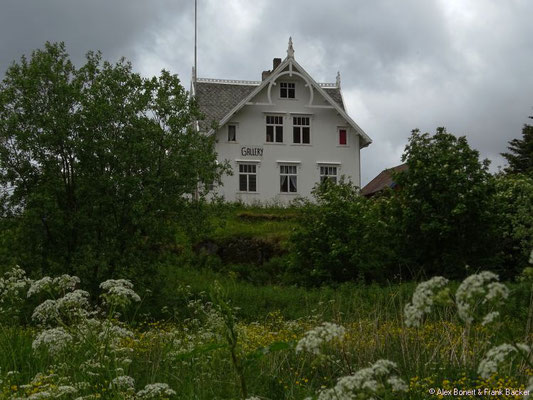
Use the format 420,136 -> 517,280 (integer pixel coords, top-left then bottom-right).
1,263 -> 532,400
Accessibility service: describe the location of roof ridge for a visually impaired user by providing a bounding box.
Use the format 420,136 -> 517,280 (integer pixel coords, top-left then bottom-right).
197,77 -> 261,86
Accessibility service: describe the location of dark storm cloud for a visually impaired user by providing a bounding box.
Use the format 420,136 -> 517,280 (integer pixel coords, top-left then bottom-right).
2,0 -> 532,184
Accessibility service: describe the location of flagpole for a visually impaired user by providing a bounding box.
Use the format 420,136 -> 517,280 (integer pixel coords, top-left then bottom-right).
194,0 -> 197,84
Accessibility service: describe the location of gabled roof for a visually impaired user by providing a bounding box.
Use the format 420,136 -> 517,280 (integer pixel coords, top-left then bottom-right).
195,79 -> 346,131
361,164 -> 408,197
193,39 -> 371,148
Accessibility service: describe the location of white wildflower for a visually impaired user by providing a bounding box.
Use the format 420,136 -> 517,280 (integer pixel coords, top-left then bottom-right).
481,311 -> 500,326
27,277 -> 53,297
245,397 -> 262,400
317,359 -> 407,399
28,391 -> 52,399
32,327 -> 73,355
478,343 -> 529,379
456,271 -> 508,324
111,375 -> 135,391
27,275 -> 80,297
100,279 -> 141,307
404,276 -> 449,327
56,385 -> 78,396
136,383 -> 176,399
295,322 -> 345,355
32,299 -> 60,325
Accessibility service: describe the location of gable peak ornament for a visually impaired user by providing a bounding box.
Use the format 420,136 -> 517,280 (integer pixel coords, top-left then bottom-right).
287,37 -> 295,58
336,71 -> 341,88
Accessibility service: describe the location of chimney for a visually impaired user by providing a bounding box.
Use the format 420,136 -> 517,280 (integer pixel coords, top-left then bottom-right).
273,58 -> 282,70
262,70 -> 271,80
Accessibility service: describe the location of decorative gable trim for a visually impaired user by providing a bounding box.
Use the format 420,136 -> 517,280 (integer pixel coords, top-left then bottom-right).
203,39 -> 372,148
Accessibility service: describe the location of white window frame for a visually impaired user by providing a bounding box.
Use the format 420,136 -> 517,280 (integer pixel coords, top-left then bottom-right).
266,115 -> 284,143
280,82 -> 295,99
280,164 -> 298,193
292,116 -> 311,144
319,165 -> 339,184
238,163 -> 258,192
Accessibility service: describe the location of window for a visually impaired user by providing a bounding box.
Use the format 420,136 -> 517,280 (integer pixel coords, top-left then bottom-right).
280,165 -> 297,193
266,115 -> 283,143
228,124 -> 236,142
293,116 -> 310,144
339,129 -> 347,145
320,166 -> 338,184
238,163 -> 257,192
280,82 -> 295,98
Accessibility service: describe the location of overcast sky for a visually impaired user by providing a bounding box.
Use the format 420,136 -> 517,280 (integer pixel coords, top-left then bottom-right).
1,0 -> 532,185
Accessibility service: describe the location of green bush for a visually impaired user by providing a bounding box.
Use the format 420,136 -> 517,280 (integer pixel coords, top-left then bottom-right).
289,179 -> 398,285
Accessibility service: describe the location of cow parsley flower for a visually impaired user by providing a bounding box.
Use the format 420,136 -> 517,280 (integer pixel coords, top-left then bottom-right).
316,359 -> 407,399
295,322 -> 345,355
100,279 -> 141,307
478,343 -> 530,379
27,274 -> 80,297
456,271 -> 508,324
136,383 -> 176,399
32,327 -> 73,355
404,276 -> 449,327
111,375 -> 135,391
32,299 -> 60,325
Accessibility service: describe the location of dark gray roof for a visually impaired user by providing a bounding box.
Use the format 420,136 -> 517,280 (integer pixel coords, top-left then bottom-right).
194,81 -> 345,131
323,88 -> 345,110
195,82 -> 257,131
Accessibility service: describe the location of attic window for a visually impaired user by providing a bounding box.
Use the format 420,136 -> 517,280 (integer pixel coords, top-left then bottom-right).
280,82 -> 295,99
228,124 -> 236,142
339,129 -> 347,146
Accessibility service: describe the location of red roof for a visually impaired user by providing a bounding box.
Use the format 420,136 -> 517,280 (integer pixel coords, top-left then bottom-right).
361,164 -> 408,197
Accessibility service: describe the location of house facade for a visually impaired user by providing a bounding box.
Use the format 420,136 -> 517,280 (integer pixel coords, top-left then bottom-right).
193,38 -> 372,203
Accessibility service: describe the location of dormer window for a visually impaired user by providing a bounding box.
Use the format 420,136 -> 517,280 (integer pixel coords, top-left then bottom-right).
280,82 -> 295,98
228,124 -> 236,142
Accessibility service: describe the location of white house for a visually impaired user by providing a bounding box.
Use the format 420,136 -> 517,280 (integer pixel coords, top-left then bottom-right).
193,38 -> 372,204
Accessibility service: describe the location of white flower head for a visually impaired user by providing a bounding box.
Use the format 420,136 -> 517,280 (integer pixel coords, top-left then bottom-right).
111,375 -> 135,391
32,327 -> 73,355
404,276 -> 449,327
456,271 -> 508,324
478,343 -> 530,379
100,279 -> 141,307
295,322 -> 345,355
136,383 -> 176,399
317,359 -> 407,399
27,274 -> 80,297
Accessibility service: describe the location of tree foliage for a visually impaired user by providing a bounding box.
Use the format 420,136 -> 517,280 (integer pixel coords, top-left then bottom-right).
492,173 -> 533,274
0,42 -> 223,285
501,117 -> 533,175
394,128 -> 497,278
289,179 -> 398,285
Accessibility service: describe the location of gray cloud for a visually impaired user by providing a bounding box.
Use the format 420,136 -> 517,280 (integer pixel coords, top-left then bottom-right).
2,0 -> 532,184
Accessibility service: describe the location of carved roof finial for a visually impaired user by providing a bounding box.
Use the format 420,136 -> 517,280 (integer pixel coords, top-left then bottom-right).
336,71 -> 341,88
287,37 -> 294,58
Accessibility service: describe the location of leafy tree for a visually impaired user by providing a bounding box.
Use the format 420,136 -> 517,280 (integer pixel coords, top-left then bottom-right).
289,179 -> 398,285
492,173 -> 533,275
0,42 -> 224,287
395,128 -> 497,278
501,116 -> 533,175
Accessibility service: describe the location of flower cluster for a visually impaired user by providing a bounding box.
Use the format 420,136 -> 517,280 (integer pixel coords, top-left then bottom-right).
312,359 -> 408,400
0,265 -> 32,319
296,322 -> 345,355
404,276 -> 449,327
27,274 -> 80,297
478,343 -> 530,379
100,279 -> 141,307
32,327 -> 73,355
31,290 -> 90,326
456,271 -> 509,324
136,383 -> 177,399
